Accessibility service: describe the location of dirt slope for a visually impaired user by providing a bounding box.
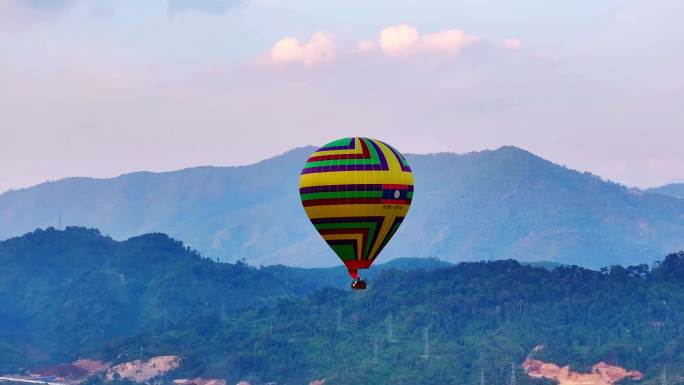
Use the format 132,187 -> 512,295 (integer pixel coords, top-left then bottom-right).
523,358 -> 643,385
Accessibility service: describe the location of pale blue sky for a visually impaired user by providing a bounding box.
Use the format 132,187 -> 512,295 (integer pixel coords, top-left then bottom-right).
1,0 -> 683,192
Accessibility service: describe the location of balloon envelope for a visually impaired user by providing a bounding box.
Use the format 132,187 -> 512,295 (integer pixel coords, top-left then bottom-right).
299,137 -> 414,274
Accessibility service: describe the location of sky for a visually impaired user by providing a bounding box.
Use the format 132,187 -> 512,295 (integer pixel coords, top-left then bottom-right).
1,0 -> 683,193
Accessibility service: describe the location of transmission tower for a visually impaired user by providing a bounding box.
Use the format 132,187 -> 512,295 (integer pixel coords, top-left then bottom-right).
373,337 -> 379,362
661,366 -> 667,385
387,314 -> 396,342
337,304 -> 343,330
510,363 -> 517,385
422,327 -> 430,359
480,368 -> 486,385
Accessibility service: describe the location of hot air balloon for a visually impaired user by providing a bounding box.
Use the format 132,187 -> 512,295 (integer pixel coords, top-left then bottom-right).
299,137 -> 414,290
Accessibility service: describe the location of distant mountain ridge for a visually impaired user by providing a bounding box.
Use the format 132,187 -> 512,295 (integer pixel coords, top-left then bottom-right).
1,146 -> 684,268
646,183 -> 684,199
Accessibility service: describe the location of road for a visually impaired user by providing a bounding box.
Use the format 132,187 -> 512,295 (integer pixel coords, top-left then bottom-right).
0,376 -> 67,385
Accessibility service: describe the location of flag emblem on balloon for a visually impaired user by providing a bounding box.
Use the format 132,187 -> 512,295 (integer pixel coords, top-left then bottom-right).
299,137 -> 414,284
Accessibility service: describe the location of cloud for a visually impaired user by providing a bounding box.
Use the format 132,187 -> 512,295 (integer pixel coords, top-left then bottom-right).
379,24 -> 420,58
270,32 -> 336,67
265,24 -> 480,66
353,40 -> 375,54
502,37 -> 522,51
379,24 -> 479,58
421,29 -> 480,56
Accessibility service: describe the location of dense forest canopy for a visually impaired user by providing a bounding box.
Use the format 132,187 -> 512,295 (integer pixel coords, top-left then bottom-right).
1,227 -> 684,385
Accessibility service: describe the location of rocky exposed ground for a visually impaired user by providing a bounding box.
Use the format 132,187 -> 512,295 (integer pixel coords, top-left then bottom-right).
523,358 -> 643,385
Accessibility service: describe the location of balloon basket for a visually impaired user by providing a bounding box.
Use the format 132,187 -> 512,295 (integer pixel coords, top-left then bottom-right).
351,278 -> 367,290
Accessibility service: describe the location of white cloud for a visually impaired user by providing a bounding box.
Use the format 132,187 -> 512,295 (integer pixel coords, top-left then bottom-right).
379,24 -> 479,59
353,39 -> 375,54
270,32 -> 336,67
379,24 -> 420,58
502,37 -> 522,51
421,29 -> 480,56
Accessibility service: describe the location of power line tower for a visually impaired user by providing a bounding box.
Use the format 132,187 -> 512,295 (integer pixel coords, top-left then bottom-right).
58,214 -> 62,230
373,337 -> 379,362
337,304 -> 343,330
422,327 -> 430,359
661,366 -> 667,385
480,368 -> 486,385
387,314 -> 396,342
510,363 -> 517,385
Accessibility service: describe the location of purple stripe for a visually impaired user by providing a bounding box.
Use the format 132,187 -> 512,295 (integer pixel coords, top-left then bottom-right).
317,138 -> 355,152
311,216 -> 384,224
299,184 -> 383,194
371,216 -> 405,259
300,184 -> 413,193
366,139 -> 388,169
380,140 -> 412,172
301,164 -> 386,174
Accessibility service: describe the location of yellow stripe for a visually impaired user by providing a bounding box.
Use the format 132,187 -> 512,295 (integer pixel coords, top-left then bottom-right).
300,171 -> 414,188
310,138 -> 364,156
303,204 -> 410,219
321,232 -> 364,260
367,214 -> 398,259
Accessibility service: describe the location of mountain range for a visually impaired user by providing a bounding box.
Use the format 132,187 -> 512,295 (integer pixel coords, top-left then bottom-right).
1,146 -> 684,269
646,183 -> 684,199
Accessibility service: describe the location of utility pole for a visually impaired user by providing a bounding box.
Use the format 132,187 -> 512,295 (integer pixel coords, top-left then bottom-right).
422,327 -> 430,359
58,214 -> 62,230
510,363 -> 517,385
337,304 -> 343,330
373,337 -> 379,362
387,314 -> 396,342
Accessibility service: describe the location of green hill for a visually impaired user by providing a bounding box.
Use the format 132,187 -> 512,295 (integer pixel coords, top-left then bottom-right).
2,228 -> 684,385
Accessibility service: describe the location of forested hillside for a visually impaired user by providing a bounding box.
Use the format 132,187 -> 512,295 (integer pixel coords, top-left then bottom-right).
2,228 -> 684,385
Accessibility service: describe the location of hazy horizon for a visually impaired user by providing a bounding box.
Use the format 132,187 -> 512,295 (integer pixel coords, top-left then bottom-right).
3,144 -> 683,195
2,0 -> 683,192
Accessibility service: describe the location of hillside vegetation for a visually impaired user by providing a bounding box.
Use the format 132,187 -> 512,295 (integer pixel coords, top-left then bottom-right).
2,228 -> 684,385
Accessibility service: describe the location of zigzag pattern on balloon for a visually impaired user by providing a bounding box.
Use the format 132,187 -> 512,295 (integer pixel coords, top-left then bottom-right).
299,137 -> 414,269
300,137 -> 411,174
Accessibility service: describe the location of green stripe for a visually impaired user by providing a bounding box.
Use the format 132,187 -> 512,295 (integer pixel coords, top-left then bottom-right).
305,138 -> 381,168
322,137 -> 352,148
301,191 -> 382,201
362,138 -> 382,163
406,191 -> 413,199
331,243 -> 356,261
316,221 -> 378,257
304,157 -> 379,168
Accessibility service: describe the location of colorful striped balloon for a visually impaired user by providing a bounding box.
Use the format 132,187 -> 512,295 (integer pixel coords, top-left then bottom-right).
299,137 -> 414,282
